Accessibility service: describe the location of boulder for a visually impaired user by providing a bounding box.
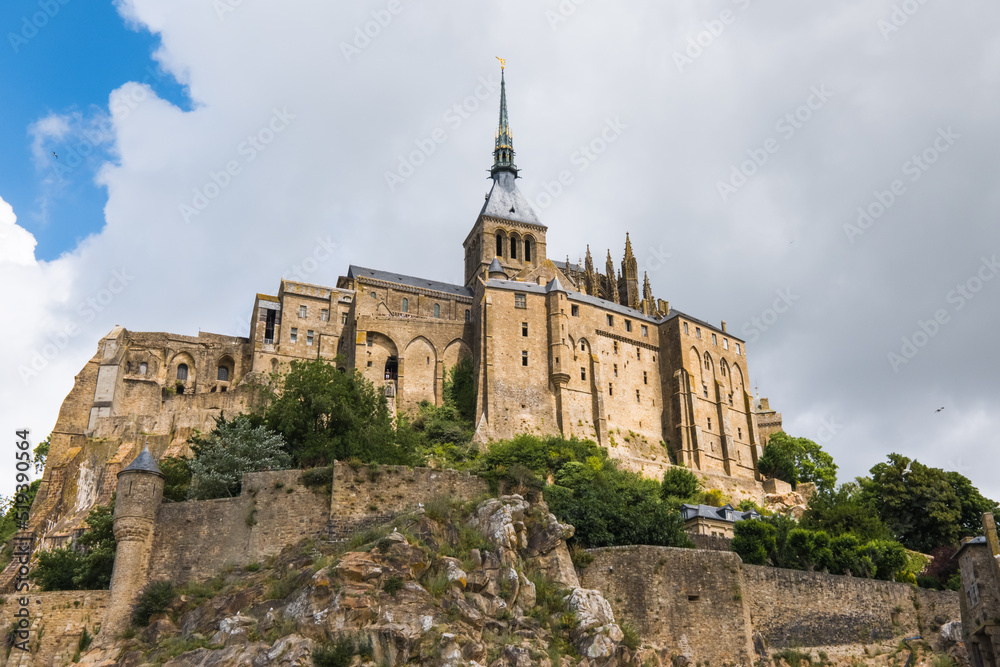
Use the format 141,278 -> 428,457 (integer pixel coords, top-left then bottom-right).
564,588 -> 624,658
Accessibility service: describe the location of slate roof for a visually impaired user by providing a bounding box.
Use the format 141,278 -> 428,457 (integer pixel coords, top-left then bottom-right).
119,445 -> 163,477
488,258 -> 506,275
480,171 -> 543,227
680,503 -> 760,524
955,535 -> 987,558
348,266 -> 473,298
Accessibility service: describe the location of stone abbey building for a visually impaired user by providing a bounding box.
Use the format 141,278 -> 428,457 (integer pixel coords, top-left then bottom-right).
26,68 -> 780,558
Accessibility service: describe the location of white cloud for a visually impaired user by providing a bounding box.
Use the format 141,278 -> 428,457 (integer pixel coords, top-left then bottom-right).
3,0 -> 1000,501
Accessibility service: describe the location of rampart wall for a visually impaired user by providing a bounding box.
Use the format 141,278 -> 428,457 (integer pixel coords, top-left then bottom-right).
580,546 -> 960,667
0,591 -> 108,667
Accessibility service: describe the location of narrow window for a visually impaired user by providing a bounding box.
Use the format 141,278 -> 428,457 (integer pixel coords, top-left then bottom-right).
511,237 -> 518,260
729,394 -> 734,406
703,384 -> 708,398
522,351 -> 528,366
636,390 -> 641,403
218,366 -> 229,381
683,322 -> 689,334
712,333 -> 717,345
176,363 -> 188,381
738,427 -> 742,439
307,330 -> 314,346
290,328 -> 298,343
427,356 -> 430,365
515,293 -> 527,309
321,309 -> 329,321
264,309 -> 276,343
367,360 -> 372,367
299,305 -> 307,318
341,312 -> 348,324
581,367 -> 587,381
625,320 -> 632,332
637,349 -> 641,361
434,303 -> 441,318
736,343 -> 742,355
139,362 -> 147,375
465,309 -> 471,322
401,298 -> 408,313
366,332 -> 373,347
571,305 -> 579,317
524,238 -> 531,262
643,371 -> 648,385
522,322 -> 528,337
704,352 -> 711,370
613,363 -> 618,377
723,338 -> 729,350
696,327 -> 702,339
370,291 -> 376,299
707,417 -> 712,430
641,325 -> 648,337
270,358 -> 279,372
496,233 -> 503,256
609,383 -> 613,396
614,341 -> 619,354
607,314 -> 614,327
581,342 -> 586,351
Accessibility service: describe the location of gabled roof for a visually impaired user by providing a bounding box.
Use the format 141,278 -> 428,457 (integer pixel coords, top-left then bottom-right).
119,445 -> 163,478
680,503 -> 760,523
348,266 -> 473,298
480,171 -> 542,227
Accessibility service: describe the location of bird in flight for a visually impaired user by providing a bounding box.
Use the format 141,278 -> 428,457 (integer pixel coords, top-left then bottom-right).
935,407 -> 944,412
52,152 -> 57,159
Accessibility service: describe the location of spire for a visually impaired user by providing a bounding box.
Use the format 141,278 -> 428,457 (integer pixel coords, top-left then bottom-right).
491,61 -> 518,178
604,250 -> 618,304
621,233 -> 640,309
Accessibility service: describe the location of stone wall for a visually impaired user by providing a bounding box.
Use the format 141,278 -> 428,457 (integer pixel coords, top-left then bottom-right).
580,546 -> 754,667
0,590 -> 108,667
743,565 -> 958,648
580,546 -> 960,665
147,469 -> 329,583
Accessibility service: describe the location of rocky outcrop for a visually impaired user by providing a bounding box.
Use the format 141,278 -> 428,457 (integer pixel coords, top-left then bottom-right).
74,495 -> 646,667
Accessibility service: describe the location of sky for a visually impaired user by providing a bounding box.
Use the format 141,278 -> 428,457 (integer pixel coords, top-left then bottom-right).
1,0 -> 998,500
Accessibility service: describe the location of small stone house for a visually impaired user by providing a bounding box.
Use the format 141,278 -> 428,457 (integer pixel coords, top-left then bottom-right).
680,503 -> 761,538
956,515 -> 1000,667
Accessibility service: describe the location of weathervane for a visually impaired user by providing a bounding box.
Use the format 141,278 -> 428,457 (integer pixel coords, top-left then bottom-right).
496,56 -> 506,70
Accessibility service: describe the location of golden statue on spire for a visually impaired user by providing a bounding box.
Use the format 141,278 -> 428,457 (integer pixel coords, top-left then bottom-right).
496,56 -> 506,70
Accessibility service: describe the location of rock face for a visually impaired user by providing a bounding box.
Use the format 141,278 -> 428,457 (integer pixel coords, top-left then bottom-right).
77,496 -> 641,667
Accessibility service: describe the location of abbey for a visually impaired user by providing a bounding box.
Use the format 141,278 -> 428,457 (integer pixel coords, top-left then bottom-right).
26,68 -> 780,561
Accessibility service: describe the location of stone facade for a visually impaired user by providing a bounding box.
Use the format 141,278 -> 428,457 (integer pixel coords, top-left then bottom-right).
956,514 -> 1000,667
0,591 -> 108,667
580,545 -> 960,667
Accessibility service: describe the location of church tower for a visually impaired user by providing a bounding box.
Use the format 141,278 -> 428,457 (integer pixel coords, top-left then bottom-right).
463,63 -> 548,287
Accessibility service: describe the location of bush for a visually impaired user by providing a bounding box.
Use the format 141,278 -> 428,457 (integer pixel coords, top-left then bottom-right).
30,502 -> 116,591
732,520 -> 777,565
131,581 -> 175,627
312,636 -> 356,667
620,619 -> 641,650
661,466 -> 701,501
383,575 -> 404,597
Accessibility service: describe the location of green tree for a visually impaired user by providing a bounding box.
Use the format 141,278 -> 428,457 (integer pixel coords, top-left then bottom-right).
785,528 -> 833,572
757,432 -> 837,492
159,456 -> 192,503
661,466 -> 701,502
860,454 -> 961,553
800,483 -> 890,542
265,359 -> 415,467
732,519 -> 777,565
188,416 -> 293,500
31,501 -> 116,591
946,471 -> 998,537
33,437 -> 49,475
0,479 -> 41,565
444,357 -> 476,422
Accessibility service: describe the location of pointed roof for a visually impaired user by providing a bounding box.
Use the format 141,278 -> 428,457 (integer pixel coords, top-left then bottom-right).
488,257 -> 506,277
546,277 -> 566,293
491,65 -> 517,178
119,443 -> 164,478
480,171 -> 541,226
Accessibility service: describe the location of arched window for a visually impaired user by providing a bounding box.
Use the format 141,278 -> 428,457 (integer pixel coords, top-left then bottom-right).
217,366 -> 229,381
270,359 -> 279,372
510,235 -> 519,260
721,360 -> 728,377
139,362 -> 147,375
496,233 -> 503,257
704,352 -> 711,370
524,238 -> 532,262
434,303 -> 441,318
465,309 -> 471,322
401,298 -> 408,313
177,364 -> 188,381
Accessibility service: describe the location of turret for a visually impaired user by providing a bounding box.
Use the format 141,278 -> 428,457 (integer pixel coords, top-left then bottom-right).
102,445 -> 164,641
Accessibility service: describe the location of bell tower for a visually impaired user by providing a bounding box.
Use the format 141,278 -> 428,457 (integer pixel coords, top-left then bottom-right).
463,61 -> 547,288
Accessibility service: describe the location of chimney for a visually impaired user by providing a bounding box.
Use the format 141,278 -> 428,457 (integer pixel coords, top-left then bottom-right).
721,320 -> 727,332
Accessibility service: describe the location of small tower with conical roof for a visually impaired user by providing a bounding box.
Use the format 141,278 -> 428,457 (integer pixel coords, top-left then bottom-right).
103,444 -> 165,639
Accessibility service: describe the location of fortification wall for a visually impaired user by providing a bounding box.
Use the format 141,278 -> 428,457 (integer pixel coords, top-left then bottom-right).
580,547 -> 960,665
742,565 -> 958,648
580,546 -> 754,667
330,464 -> 486,538
0,591 -> 108,667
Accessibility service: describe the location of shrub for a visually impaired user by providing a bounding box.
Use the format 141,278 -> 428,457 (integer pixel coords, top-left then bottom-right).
620,620 -> 641,650
731,520 -> 777,566
383,575 -> 404,597
661,466 -> 701,501
31,502 -> 116,591
131,581 -> 175,627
